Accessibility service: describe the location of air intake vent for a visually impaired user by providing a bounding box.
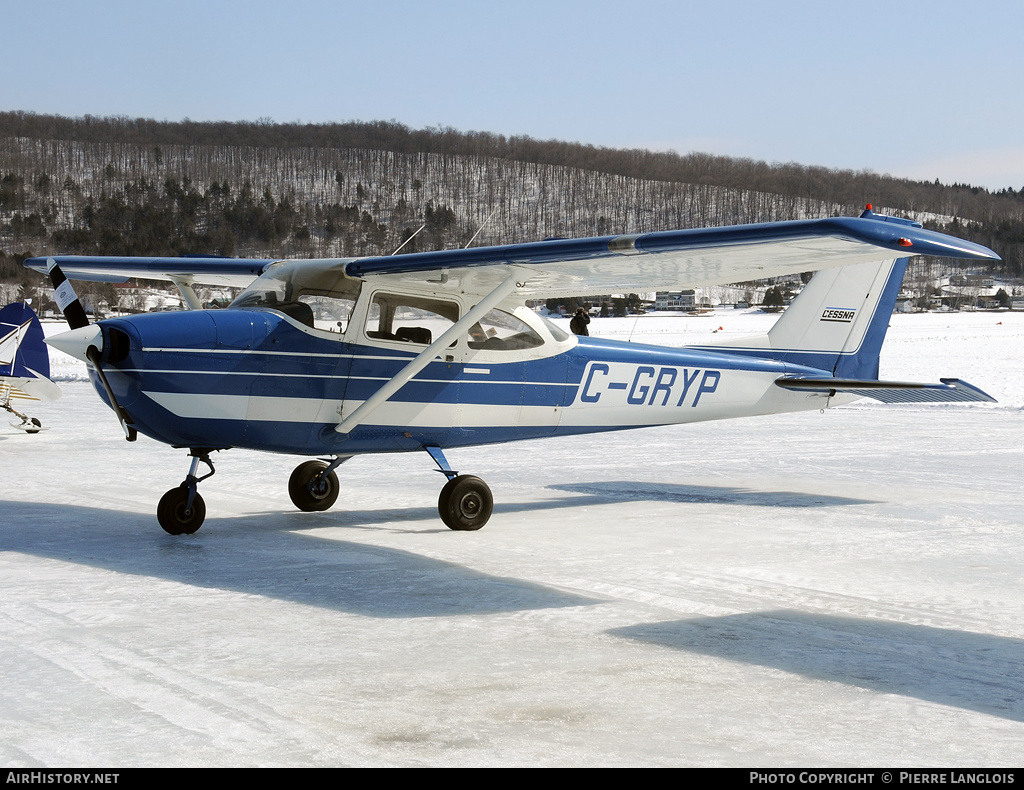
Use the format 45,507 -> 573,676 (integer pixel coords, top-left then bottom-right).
105,327 -> 132,364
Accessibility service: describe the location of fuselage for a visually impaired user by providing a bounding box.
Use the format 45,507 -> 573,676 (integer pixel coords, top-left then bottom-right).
85,304 -> 834,455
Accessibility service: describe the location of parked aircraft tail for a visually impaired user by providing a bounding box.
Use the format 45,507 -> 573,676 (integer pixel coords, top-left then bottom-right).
701,254 -> 908,380
1,302 -> 61,431
765,255 -> 908,379
0,302 -> 51,380
697,208 -> 995,404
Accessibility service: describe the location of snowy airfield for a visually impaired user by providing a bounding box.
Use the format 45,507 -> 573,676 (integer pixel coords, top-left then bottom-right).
2,310 -> 1022,767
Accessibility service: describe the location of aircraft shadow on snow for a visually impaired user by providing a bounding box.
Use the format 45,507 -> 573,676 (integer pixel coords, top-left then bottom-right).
240,479 -> 876,533
611,611 -> 1024,722
0,499 -> 598,618
548,481 -> 880,508
0,481 -> 875,618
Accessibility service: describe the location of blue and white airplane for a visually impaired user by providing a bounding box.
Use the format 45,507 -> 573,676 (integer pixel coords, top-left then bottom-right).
0,301 -> 61,432
29,207 -> 998,535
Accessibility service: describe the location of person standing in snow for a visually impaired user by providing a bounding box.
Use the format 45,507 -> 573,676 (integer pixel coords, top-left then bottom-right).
570,307 -> 590,336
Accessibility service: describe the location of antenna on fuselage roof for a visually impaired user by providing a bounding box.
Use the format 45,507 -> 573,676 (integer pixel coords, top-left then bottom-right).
391,223 -> 426,255
464,205 -> 499,249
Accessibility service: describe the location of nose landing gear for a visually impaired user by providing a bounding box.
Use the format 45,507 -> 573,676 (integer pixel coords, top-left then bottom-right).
157,449 -> 217,535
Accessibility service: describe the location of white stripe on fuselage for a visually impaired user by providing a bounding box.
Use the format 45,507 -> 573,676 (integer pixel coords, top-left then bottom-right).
141,368 -> 826,430
118,367 -> 569,388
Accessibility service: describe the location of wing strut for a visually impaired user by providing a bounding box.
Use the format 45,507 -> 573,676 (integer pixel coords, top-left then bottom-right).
169,276 -> 203,310
335,269 -> 523,435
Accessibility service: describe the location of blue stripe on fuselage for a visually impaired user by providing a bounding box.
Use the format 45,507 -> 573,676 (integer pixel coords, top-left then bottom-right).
89,309 -> 832,454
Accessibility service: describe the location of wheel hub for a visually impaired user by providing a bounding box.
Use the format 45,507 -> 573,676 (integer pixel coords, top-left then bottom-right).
460,493 -> 481,517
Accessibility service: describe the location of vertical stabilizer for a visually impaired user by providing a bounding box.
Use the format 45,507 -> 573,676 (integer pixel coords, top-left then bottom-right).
0,302 -> 50,380
765,257 -> 909,378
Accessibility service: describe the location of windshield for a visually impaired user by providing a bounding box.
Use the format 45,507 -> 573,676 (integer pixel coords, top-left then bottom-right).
230,260 -> 360,331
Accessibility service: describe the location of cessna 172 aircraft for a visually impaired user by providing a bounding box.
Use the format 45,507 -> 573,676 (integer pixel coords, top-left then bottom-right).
30,207 -> 997,535
0,301 -> 61,432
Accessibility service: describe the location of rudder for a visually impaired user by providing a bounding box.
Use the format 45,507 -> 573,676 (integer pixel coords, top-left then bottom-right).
0,302 -> 51,380
765,256 -> 909,379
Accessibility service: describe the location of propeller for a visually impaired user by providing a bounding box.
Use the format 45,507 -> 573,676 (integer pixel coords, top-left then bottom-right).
45,258 -> 137,441
47,257 -> 90,330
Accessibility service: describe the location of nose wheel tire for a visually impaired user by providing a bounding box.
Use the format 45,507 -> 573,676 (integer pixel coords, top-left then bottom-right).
157,486 -> 206,535
289,460 -> 341,512
438,475 -> 493,531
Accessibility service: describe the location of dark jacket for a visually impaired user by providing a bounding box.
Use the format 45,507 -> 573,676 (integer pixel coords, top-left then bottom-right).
570,311 -> 590,336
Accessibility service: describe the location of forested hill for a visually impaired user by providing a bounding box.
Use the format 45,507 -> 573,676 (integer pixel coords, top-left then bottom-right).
1,110 -> 1022,288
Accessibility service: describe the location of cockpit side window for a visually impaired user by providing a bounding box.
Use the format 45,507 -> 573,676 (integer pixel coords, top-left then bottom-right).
540,313 -> 570,343
294,291 -> 357,332
467,308 -> 544,351
364,293 -> 459,346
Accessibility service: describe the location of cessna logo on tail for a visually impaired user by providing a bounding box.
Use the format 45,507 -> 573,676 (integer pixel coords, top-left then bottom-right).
821,307 -> 856,323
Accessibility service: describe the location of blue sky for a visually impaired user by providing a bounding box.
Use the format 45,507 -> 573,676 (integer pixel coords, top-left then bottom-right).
5,0 -> 1023,190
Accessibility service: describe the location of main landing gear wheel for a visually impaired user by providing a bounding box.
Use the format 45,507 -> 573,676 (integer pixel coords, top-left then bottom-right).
289,460 -> 340,512
24,417 -> 42,434
157,486 -> 206,535
438,474 -> 493,531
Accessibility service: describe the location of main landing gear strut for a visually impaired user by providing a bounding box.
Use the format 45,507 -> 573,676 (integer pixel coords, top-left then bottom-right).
157,449 -> 216,535
425,446 -> 493,531
288,456 -> 348,512
284,447 -> 494,531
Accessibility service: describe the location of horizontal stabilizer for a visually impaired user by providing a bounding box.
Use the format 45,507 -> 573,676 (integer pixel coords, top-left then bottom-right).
775,377 -> 997,404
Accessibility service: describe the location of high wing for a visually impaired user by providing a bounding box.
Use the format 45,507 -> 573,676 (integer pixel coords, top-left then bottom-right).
25,212 -> 999,298
345,213 -> 999,298
22,255 -> 276,288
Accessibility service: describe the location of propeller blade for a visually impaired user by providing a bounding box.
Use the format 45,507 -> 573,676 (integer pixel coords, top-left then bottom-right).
44,258 -> 137,441
86,345 -> 137,442
45,257 -> 90,330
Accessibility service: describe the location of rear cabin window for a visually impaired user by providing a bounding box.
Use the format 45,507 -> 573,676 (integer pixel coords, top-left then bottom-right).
364,293 -> 459,345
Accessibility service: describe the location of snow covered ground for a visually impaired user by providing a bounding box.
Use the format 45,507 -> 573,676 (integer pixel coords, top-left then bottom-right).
1,311 -> 1022,767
